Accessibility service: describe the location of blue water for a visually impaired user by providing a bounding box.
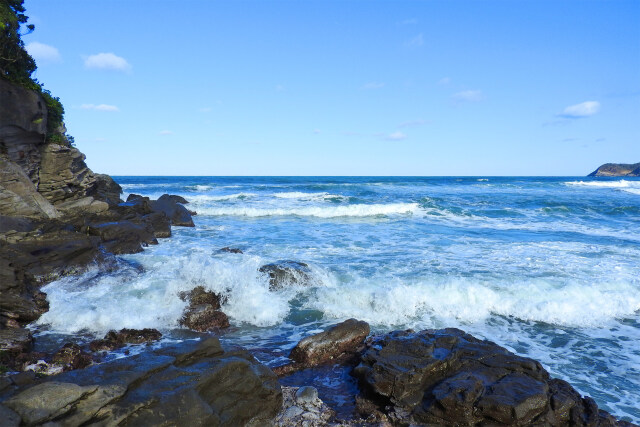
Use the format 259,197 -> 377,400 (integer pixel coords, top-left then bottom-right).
35,176 -> 640,422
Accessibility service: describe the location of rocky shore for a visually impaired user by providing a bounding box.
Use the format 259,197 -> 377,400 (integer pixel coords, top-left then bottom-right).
1,77 -> 636,425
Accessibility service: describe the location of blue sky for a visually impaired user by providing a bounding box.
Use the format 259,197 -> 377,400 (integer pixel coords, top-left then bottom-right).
23,0 -> 640,176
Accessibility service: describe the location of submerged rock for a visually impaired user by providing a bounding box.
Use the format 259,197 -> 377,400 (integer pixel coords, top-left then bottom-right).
259,260 -> 312,291
89,328 -> 162,352
220,246 -> 243,254
1,338 -> 282,426
353,328 -> 632,426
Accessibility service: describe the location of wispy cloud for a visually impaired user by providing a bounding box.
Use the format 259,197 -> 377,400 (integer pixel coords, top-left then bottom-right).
84,53 -> 131,71
80,104 -> 119,112
199,107 -> 212,113
438,77 -> 451,85
275,84 -> 285,92
362,82 -> 385,90
405,33 -> 424,47
385,131 -> 407,141
159,130 -> 173,135
452,90 -> 483,103
559,101 -> 600,118
399,119 -> 428,128
26,42 -> 61,63
313,129 -> 321,134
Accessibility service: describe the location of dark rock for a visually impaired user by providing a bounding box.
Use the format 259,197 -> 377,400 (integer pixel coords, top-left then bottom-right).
274,319 -> 370,376
150,196 -> 194,227
126,193 -> 149,203
89,328 -> 162,352
90,173 -> 122,206
220,246 -> 243,254
352,328 -> 631,426
52,343 -> 93,371
141,211 -> 171,238
259,260 -> 312,291
0,328 -> 33,357
0,404 -> 20,427
2,338 -> 282,426
588,162 -> 640,177
180,304 -> 230,332
180,285 -> 225,309
87,220 -> 158,254
158,193 -> 189,205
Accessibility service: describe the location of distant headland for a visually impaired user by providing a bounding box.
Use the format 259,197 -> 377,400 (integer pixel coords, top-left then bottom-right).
588,162 -> 640,177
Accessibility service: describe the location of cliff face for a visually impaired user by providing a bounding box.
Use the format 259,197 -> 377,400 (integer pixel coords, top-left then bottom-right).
0,78 -> 122,218
588,162 -> 640,177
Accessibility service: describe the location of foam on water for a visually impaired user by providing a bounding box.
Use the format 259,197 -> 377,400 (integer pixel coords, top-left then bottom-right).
196,202 -> 419,218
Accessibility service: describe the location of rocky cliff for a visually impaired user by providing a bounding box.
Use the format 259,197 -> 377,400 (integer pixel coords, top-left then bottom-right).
588,162 -> 640,177
0,78 -> 122,218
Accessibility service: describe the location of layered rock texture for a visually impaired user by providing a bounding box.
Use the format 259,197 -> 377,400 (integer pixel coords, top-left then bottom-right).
588,162 -> 640,177
352,328 -> 633,426
0,338 -> 283,426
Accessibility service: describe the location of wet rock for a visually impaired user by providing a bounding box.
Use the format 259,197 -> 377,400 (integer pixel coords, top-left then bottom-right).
0,328 -> 33,356
89,328 -> 162,352
52,342 -> 93,370
87,220 -> 158,254
158,193 -> 189,205
259,260 -> 312,291
22,359 -> 64,376
352,328 -> 631,426
141,211 -> 171,238
0,404 -> 20,427
220,246 -> 243,254
126,193 -> 149,203
180,285 -> 225,309
274,319 -> 370,376
180,304 -> 230,332
150,196 -> 194,227
275,386 -> 335,426
1,338 -> 282,426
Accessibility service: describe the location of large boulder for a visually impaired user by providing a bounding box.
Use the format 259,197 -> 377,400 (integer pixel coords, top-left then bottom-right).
274,319 -> 369,376
150,195 -> 194,227
353,328 -> 631,426
2,338 -> 282,426
259,260 -> 312,291
0,156 -> 59,218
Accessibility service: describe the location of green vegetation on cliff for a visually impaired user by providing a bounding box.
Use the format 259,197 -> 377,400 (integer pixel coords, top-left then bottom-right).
0,0 -> 66,139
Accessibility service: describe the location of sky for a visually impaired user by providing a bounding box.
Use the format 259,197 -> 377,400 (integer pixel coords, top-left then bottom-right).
21,0 -> 640,176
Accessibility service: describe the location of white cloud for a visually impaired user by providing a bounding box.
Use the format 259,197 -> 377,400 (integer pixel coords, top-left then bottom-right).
26,42 -> 61,63
399,119 -> 428,128
438,77 -> 451,85
452,90 -> 483,102
405,33 -> 424,47
159,130 -> 173,135
385,131 -> 407,141
80,104 -> 119,112
561,101 -> 600,118
362,82 -> 385,90
84,53 -> 131,71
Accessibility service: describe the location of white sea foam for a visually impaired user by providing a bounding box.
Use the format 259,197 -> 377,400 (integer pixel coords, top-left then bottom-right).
272,191 -> 346,201
188,193 -> 257,202
566,180 -> 640,190
196,203 -> 420,218
309,276 -> 640,329
186,184 -> 215,191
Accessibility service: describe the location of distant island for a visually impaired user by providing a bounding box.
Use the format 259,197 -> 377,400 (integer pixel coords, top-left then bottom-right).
588,162 -> 640,177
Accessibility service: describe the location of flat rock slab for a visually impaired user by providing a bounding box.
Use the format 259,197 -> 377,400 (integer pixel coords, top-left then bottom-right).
1,338 -> 282,426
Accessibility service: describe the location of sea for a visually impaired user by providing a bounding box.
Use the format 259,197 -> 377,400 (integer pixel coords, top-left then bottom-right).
32,176 -> 640,422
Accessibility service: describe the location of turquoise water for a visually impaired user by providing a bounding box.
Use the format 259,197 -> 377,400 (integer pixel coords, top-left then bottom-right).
36,176 -> 640,422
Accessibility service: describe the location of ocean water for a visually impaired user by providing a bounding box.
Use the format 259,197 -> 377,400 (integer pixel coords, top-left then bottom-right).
34,176 -> 640,422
